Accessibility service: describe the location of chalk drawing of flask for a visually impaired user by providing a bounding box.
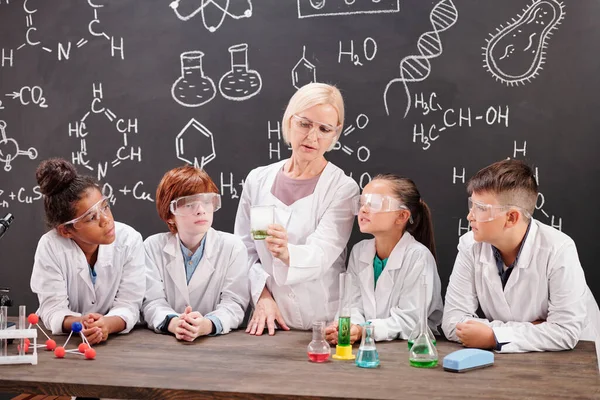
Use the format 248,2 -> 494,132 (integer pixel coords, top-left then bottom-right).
172,51 -> 216,107
219,44 -> 262,101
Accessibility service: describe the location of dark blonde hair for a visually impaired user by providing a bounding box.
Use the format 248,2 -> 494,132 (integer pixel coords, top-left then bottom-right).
467,159 -> 538,218
372,174 -> 437,260
156,166 -> 218,233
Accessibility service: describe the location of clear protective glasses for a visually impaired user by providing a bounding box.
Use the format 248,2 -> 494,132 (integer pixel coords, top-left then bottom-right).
291,114 -> 341,139
169,193 -> 221,216
61,196 -> 112,229
353,193 -> 409,215
467,197 -> 532,222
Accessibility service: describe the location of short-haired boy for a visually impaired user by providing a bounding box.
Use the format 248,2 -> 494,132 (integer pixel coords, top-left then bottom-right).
442,159 -> 598,352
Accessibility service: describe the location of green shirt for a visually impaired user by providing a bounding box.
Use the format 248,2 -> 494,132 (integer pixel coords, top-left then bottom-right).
373,254 -> 388,287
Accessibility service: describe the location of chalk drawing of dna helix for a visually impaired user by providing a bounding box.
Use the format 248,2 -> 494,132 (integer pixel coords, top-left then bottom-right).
383,0 -> 458,118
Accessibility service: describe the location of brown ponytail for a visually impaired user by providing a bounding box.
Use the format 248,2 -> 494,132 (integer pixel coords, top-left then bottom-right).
372,174 -> 437,260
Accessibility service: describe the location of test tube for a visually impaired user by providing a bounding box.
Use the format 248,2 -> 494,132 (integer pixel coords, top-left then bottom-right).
0,306 -> 6,357
18,305 -> 25,356
337,273 -> 352,346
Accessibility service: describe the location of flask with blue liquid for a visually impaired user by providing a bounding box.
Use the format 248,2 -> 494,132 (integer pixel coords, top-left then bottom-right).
355,323 -> 380,368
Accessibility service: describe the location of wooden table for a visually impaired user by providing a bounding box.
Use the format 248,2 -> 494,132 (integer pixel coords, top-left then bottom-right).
0,327 -> 598,399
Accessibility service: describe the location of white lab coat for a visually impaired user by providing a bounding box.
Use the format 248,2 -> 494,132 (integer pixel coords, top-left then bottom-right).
142,228 -> 250,334
30,221 -> 145,335
234,159 -> 359,330
442,218 -> 600,353
347,233 -> 443,342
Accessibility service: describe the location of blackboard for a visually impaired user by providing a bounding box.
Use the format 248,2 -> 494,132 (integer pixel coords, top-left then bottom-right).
0,0 -> 598,315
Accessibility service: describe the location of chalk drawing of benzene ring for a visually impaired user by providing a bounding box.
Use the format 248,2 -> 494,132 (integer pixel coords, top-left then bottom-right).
383,0 -> 458,118
175,118 -> 216,170
483,0 -> 565,86
0,120 -> 38,172
169,0 -> 252,32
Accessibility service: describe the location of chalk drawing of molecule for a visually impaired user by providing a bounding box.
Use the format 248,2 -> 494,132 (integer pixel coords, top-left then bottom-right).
175,118 -> 216,169
0,120 -> 38,172
169,0 -> 252,32
291,46 -> 316,89
383,0 -> 458,118
483,0 -> 565,86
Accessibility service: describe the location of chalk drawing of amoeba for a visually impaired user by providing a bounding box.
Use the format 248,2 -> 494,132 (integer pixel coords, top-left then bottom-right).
483,0 -> 565,86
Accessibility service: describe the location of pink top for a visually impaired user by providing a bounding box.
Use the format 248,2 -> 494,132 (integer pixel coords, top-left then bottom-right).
270,167 -> 321,206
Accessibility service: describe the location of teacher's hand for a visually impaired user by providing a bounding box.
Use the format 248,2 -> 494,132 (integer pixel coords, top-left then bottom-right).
265,224 -> 290,266
246,288 -> 290,336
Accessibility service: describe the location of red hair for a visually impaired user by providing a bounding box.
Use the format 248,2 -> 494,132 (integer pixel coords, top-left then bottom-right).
156,166 -> 219,233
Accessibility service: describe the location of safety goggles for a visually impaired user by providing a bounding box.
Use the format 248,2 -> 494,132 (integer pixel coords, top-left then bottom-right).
170,193 -> 221,216
467,197 -> 532,222
353,193 -> 409,215
291,114 -> 341,139
61,196 -> 112,229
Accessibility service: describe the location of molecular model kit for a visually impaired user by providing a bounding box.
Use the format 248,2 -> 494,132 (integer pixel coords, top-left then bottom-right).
0,307 -> 96,365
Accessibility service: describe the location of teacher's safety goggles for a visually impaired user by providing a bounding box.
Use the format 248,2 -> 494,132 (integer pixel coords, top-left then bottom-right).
291,114 -> 341,139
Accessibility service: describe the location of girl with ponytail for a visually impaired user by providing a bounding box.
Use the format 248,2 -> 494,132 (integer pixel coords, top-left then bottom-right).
325,174 -> 443,344
30,158 -> 145,344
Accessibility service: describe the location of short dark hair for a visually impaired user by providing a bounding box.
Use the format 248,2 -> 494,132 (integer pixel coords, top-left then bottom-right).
467,159 -> 538,217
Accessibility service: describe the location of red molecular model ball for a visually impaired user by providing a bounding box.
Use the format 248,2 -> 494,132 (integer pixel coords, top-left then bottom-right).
78,343 -> 89,353
24,338 -> 30,346
84,348 -> 96,360
46,339 -> 56,351
54,347 -> 66,358
27,314 -> 39,325
17,343 -> 29,353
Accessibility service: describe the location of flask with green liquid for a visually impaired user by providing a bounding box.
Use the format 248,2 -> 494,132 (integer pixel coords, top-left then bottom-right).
408,274 -> 438,368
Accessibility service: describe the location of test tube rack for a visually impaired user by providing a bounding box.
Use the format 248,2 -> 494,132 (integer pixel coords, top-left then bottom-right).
0,328 -> 38,365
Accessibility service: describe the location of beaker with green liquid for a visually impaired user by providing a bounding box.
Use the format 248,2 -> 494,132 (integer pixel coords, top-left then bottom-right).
250,205 -> 274,240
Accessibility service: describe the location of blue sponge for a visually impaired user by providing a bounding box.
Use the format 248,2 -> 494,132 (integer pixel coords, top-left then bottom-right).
443,349 -> 494,372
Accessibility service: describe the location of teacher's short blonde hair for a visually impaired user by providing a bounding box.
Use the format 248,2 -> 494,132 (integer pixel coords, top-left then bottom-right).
281,83 -> 345,151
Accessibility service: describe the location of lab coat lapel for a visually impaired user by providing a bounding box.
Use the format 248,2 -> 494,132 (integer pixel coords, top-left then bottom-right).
74,241 -> 96,296
187,229 -> 216,294
375,233 -> 411,315
479,243 -> 512,317
92,241 -> 115,293
164,234 -> 190,306
358,241 -> 377,319
77,260 -> 95,297
262,160 -> 294,230
274,207 -> 293,231
503,221 -> 538,298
